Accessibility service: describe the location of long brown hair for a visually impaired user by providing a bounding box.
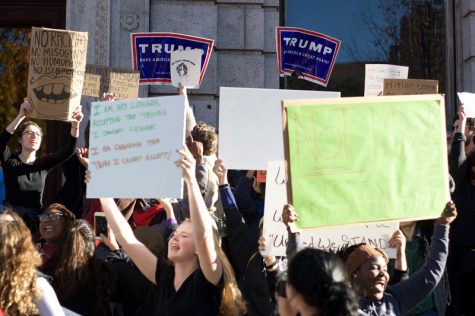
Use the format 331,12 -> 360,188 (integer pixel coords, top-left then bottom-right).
41,219 -> 115,315
215,234 -> 247,316
0,210 -> 41,315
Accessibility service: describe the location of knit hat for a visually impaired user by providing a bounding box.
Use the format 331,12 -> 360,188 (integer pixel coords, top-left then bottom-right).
345,244 -> 389,276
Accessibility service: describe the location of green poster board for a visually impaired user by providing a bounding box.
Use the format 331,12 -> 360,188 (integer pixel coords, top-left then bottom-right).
283,95 -> 449,230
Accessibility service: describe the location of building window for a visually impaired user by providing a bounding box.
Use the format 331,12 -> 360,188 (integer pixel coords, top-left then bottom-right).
284,0 -> 451,108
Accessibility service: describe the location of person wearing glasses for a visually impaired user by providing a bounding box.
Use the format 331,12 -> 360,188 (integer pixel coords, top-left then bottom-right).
0,97 -> 83,236
37,203 -> 76,264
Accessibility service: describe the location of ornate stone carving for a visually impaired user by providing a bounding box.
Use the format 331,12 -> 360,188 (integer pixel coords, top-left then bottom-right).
120,13 -> 140,31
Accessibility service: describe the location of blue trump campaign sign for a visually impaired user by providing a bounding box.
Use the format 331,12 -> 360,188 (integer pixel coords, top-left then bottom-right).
276,27 -> 341,87
131,32 -> 214,85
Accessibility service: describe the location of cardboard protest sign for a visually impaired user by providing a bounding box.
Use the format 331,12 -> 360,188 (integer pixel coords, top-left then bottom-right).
276,27 -> 341,86
27,27 -> 88,121
219,87 -> 340,170
83,64 -> 140,100
283,95 -> 449,229
87,96 -> 186,198
170,49 -> 202,88
131,32 -> 213,85
383,79 -> 438,95
261,160 -> 398,258
457,92 -> 475,118
364,64 -> 408,96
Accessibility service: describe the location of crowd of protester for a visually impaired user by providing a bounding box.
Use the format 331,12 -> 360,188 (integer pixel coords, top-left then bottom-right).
0,89 -> 473,316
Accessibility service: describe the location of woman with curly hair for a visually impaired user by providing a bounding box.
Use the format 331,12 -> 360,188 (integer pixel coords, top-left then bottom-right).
0,209 -> 63,315
40,219 -> 116,316
99,146 -> 247,316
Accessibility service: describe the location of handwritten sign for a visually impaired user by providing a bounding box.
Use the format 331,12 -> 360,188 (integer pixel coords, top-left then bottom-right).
219,87 -> 340,170
276,27 -> 341,86
364,64 -> 408,96
27,27 -> 88,121
383,79 -> 438,96
87,96 -> 186,198
457,92 -> 475,118
131,32 -> 213,85
170,49 -> 202,88
83,64 -> 140,100
283,95 -> 449,229
262,161 -> 398,258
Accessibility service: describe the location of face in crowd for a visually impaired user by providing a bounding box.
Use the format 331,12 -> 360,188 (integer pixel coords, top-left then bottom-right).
39,204 -> 75,244
346,244 -> 390,301
18,123 -> 43,152
167,221 -> 198,263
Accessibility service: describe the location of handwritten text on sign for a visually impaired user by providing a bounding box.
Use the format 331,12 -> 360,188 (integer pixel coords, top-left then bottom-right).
262,161 -> 398,258
87,96 -> 186,198
27,27 -> 88,121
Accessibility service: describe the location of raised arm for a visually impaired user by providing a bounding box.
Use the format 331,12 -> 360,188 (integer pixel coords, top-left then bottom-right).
6,98 -> 31,134
389,202 -> 457,313
449,108 -> 468,186
177,147 -> 222,285
99,197 -> 158,284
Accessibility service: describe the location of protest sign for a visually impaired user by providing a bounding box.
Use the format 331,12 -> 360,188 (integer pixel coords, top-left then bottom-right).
131,32 -> 213,85
283,95 -> 449,229
261,161 -> 398,258
27,27 -> 88,121
276,27 -> 341,86
364,64 -> 408,96
83,64 -> 140,100
383,79 -> 438,96
170,49 -> 202,88
219,87 -> 340,170
457,92 -> 475,118
87,96 -> 186,198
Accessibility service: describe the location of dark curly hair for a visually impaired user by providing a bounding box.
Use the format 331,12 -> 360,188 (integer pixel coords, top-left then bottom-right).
287,248 -> 359,316
191,122 -> 218,156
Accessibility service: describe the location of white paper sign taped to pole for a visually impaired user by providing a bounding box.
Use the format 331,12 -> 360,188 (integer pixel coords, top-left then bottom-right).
364,64 -> 409,96
457,92 -> 475,118
170,49 -> 202,88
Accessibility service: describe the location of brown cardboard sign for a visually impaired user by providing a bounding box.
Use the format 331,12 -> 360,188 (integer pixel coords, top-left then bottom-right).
383,79 -> 438,95
83,64 -> 140,100
27,27 -> 88,121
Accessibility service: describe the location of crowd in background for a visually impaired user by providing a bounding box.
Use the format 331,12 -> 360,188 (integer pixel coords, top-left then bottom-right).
0,90 -> 474,316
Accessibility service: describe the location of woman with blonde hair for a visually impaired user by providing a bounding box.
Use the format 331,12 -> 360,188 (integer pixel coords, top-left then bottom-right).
99,146 -> 246,316
0,209 -> 63,315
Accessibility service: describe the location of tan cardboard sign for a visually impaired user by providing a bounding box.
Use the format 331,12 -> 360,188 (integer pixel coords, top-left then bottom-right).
83,64 -> 140,100
383,79 -> 438,95
27,27 -> 88,121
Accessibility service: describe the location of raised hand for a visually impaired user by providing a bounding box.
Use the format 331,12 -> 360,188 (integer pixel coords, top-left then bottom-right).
213,159 -> 228,186
175,146 -> 196,183
75,148 -> 89,168
19,97 -> 33,118
437,201 -> 457,225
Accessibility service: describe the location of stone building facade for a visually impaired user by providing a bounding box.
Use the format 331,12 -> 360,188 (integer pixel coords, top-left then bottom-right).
66,0 -> 280,128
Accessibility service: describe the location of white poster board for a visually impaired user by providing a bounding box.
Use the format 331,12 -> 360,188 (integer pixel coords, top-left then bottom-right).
170,49 -> 202,88
364,64 -> 409,96
219,87 -> 340,170
87,96 -> 186,198
262,161 -> 398,258
457,92 -> 475,118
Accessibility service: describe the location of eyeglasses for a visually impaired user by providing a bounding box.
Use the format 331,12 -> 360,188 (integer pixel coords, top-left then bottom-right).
22,130 -> 42,137
38,213 -> 64,222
